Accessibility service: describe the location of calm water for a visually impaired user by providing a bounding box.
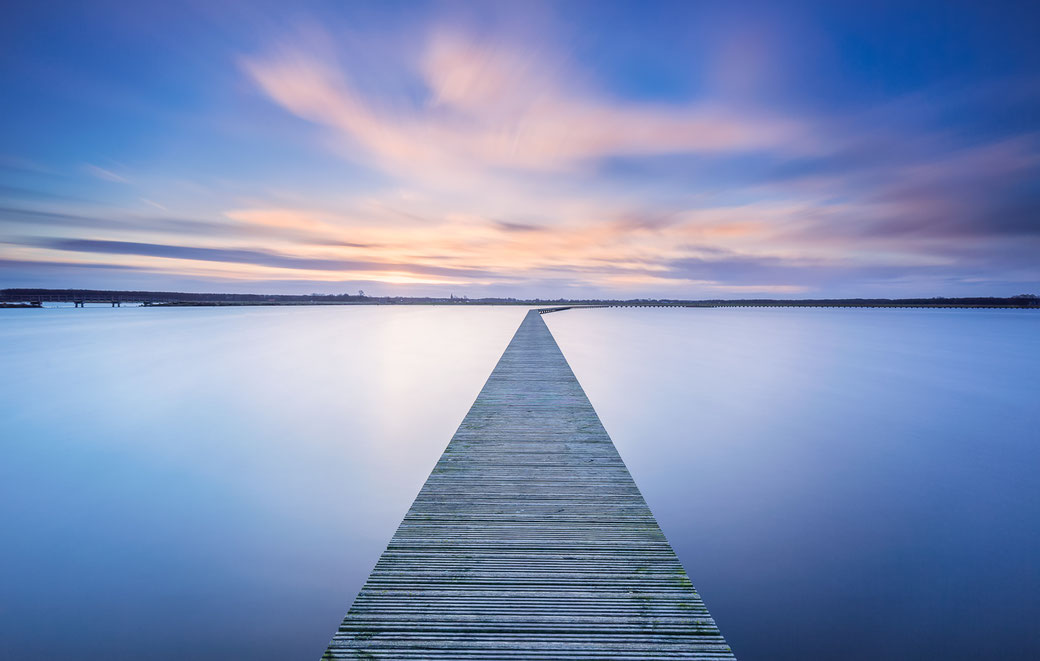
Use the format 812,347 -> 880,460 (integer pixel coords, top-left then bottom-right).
545,307 -> 1040,660
0,305 -> 527,660
2,306 -> 1037,660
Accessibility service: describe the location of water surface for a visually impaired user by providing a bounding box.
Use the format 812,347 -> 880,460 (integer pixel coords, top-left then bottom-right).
2,305 -> 1037,660
545,307 -> 1040,660
0,305 -> 526,660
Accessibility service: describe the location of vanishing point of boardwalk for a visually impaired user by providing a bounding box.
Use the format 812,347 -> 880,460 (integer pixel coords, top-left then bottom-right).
322,310 -> 734,659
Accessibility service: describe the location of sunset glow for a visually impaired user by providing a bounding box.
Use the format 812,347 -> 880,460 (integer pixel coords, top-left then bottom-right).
3,2 -> 1038,297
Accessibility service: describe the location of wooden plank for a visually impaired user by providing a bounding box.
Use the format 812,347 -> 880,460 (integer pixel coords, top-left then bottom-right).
322,310 -> 734,659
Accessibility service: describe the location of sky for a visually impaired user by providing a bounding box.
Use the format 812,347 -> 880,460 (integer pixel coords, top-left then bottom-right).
1,0 -> 1038,298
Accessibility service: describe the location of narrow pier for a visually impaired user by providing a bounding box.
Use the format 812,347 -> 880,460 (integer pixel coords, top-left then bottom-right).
323,310 -> 734,659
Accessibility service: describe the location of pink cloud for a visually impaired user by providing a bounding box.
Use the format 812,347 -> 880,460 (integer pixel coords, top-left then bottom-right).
240,29 -> 811,176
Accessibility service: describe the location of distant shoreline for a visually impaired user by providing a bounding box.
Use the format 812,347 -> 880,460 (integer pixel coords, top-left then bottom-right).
2,288 -> 1037,309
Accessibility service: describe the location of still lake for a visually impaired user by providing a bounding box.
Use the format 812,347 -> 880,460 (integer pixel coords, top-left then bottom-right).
1,305 -> 1037,660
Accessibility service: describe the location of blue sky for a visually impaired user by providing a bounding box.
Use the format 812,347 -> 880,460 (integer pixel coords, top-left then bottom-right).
2,0 -> 1038,297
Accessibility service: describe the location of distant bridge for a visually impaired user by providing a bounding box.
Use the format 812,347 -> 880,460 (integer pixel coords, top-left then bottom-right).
537,300 -> 1036,313
1,292 -> 168,307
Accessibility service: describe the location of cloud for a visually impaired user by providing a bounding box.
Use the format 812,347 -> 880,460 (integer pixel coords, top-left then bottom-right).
240,29 -> 810,176
140,198 -> 168,211
24,236 -> 505,281
0,258 -> 144,272
493,221 -> 541,233
0,205 -> 370,247
83,164 -> 129,183
3,9 -> 1038,298
768,131 -> 1040,250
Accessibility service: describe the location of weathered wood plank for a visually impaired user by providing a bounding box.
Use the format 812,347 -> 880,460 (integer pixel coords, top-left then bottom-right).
322,310 -> 734,659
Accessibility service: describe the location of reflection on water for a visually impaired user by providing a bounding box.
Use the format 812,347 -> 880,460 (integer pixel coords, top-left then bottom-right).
0,305 -> 526,660
545,307 -> 1040,661
2,306 -> 1037,660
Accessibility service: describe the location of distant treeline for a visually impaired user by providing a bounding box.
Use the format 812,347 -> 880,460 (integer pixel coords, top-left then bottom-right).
1,288 -> 369,303
2,288 -> 1037,308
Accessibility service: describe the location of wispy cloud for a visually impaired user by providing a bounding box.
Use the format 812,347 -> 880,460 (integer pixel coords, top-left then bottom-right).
83,164 -> 129,183
2,4 -> 1038,297
140,198 -> 168,211
22,236 -> 505,281
241,29 -> 811,178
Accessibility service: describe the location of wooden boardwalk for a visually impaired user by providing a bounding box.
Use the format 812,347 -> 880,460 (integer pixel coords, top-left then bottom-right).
322,310 -> 734,659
